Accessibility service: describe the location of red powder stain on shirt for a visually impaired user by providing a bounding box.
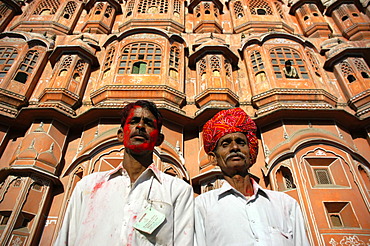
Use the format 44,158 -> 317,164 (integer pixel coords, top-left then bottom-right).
92,181 -> 105,194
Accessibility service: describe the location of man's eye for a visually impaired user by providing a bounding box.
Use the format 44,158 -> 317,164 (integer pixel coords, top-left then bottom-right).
221,142 -> 229,148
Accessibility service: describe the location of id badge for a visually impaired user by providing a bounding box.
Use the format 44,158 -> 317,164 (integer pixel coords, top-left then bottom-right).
133,207 -> 165,234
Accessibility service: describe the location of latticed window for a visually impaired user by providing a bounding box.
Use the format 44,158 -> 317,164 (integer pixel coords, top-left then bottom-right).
251,50 -> 264,73
126,0 -> 135,17
234,1 -> 244,18
33,0 -> 60,15
95,2 -> 104,15
353,58 -> 370,79
204,3 -> 211,14
225,60 -> 232,81
195,5 -> 201,17
103,47 -> 115,78
248,0 -> 273,15
0,47 -> 17,78
214,5 -> 219,17
315,169 -> 332,185
199,58 -> 206,79
210,56 -> 221,76
306,51 -> 320,76
58,56 -> 73,76
14,50 -> 39,83
270,47 -> 309,79
340,61 -> 357,83
138,0 -> 169,14
62,1 -> 77,19
274,2 -> 284,19
169,46 -> 180,79
0,4 -> 8,20
105,5 -> 113,18
71,60 -> 86,85
173,0 -> 181,16
118,43 -> 162,75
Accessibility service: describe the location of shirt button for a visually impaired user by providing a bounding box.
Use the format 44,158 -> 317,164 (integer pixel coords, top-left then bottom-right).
256,238 -> 259,242
251,220 -> 255,223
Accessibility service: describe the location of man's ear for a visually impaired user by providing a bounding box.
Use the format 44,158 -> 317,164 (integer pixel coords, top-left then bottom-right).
207,152 -> 217,166
155,133 -> 164,146
117,127 -> 124,142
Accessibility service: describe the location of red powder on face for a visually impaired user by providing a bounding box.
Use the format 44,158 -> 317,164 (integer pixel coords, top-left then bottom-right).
122,106 -> 159,153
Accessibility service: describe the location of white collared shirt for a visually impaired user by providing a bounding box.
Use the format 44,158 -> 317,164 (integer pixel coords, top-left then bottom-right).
55,164 -> 194,246
194,180 -> 310,246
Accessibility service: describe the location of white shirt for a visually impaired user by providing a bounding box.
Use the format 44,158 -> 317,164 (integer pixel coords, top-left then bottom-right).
195,180 -> 310,246
55,163 -> 194,246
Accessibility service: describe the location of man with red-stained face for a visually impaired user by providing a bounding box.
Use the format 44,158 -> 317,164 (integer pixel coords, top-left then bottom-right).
55,100 -> 194,246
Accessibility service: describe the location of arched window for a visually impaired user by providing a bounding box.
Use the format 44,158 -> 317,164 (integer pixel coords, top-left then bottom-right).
118,43 -> 162,75
169,46 -> 180,79
210,56 -> 221,76
173,0 -> 181,17
126,0 -> 135,17
105,5 -> 113,18
67,59 -> 86,93
204,3 -> 211,15
354,58 -> 370,79
95,3 -> 104,15
276,166 -> 296,191
103,47 -> 115,79
13,50 -> 39,84
248,0 -> 273,15
62,1 -> 77,19
195,5 -> 201,17
358,165 -> 370,191
234,1 -> 244,19
199,58 -> 206,80
58,56 -> 73,76
225,59 -> 232,81
0,47 -> 18,78
274,2 -> 284,19
33,0 -> 60,15
138,0 -> 169,14
270,47 -> 308,79
341,61 -> 357,83
306,50 -> 321,76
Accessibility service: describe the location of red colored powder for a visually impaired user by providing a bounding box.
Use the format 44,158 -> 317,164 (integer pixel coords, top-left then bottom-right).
123,106 -> 159,153
92,181 -> 104,193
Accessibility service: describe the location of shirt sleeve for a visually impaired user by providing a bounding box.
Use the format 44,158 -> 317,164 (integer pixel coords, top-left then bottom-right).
291,200 -> 310,246
194,196 -> 206,246
54,181 -> 84,246
173,183 -> 194,245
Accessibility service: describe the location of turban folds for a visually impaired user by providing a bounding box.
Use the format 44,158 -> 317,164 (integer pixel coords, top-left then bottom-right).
203,108 -> 258,164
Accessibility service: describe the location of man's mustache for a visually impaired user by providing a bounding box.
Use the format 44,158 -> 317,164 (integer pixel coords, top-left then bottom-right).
226,152 -> 247,161
131,132 -> 149,140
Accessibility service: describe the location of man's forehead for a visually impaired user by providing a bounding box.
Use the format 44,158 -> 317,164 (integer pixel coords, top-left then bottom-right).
128,106 -> 154,118
218,132 -> 246,142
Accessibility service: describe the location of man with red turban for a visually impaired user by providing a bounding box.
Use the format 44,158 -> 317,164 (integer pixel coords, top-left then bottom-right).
195,108 -> 310,246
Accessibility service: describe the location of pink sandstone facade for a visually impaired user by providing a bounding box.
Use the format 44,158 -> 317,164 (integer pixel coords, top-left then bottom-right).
0,0 -> 369,245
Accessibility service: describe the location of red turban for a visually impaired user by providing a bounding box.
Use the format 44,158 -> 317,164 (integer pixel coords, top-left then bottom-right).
202,108 -> 258,164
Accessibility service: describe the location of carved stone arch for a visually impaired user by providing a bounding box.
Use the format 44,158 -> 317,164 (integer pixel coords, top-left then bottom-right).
157,150 -> 190,181
269,159 -> 297,191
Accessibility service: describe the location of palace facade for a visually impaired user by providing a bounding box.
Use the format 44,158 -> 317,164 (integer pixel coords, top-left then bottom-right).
0,0 -> 369,245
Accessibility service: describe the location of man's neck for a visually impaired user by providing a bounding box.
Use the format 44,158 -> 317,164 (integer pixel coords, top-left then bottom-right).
224,174 -> 254,197
123,149 -> 153,183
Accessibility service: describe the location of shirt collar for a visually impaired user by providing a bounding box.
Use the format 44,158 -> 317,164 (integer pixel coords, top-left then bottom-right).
107,163 -> 162,183
218,178 -> 269,201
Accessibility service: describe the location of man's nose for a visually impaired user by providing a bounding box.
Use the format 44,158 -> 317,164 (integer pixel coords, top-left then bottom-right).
230,141 -> 240,152
136,118 -> 145,129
